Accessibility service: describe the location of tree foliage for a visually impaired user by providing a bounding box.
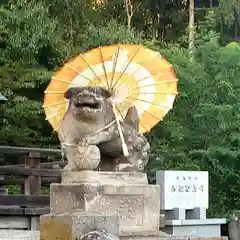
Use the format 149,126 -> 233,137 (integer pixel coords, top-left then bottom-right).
0,0 -> 240,219
147,33 -> 240,217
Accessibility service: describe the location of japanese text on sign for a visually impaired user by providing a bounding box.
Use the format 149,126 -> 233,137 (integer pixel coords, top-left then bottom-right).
156,170 -> 209,210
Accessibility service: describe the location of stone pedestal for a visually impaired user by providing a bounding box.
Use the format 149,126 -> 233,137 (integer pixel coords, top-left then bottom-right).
43,170 -> 160,238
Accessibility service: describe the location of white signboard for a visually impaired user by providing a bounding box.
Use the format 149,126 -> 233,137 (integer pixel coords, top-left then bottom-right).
156,171 -> 209,210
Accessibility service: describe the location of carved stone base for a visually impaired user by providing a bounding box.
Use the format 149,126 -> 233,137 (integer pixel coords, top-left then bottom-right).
50,171 -> 160,236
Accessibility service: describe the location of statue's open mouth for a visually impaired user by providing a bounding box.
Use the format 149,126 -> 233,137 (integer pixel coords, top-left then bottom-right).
73,90 -> 104,113
76,102 -> 101,110
74,96 -> 102,112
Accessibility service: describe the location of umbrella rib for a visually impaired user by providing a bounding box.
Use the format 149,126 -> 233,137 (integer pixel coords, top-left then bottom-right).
125,96 -> 174,109
43,100 -> 67,108
116,103 -> 162,131
77,54 -> 102,84
54,125 -> 60,132
139,122 -> 151,133
126,82 -> 178,98
132,82 -> 178,88
109,46 -> 120,90
51,77 -> 74,84
116,107 -> 125,120
113,64 -> 144,90
126,91 -> 178,100
135,76 -> 178,85
98,46 -> 110,89
126,90 -> 177,101
114,67 -> 174,90
64,64 -> 99,86
44,91 -> 65,94
111,45 -> 142,90
116,100 -> 165,123
115,105 -> 150,133
131,104 -> 164,122
136,92 -> 177,95
45,111 -> 66,121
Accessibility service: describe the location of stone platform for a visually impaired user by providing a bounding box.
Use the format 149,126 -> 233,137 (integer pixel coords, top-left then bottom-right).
48,171 -> 160,236
40,170 -> 229,240
0,230 -> 228,240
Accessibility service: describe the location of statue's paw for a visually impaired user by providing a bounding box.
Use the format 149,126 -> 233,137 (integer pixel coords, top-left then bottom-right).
74,145 -> 101,171
81,135 -> 98,145
124,154 -> 147,172
79,137 -> 90,146
137,161 -> 145,171
142,142 -> 150,154
63,163 -> 75,171
115,163 -> 139,172
142,144 -> 150,164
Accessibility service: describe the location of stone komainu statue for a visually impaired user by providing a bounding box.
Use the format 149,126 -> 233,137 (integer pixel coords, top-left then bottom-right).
58,86 -> 150,172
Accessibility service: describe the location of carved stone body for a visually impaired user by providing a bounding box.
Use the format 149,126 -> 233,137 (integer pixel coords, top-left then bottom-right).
58,86 -> 150,172
97,112 -> 150,172
86,104 -> 150,172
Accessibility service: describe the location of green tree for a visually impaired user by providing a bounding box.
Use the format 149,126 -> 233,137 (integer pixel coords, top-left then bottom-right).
0,0 -> 142,149
0,0 -> 240,219
147,32 -> 240,217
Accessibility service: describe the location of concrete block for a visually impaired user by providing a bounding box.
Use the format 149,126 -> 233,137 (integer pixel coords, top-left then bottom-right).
186,207 -> 207,219
31,216 -> 40,230
159,214 -> 165,228
162,218 -> 227,237
163,224 -> 221,237
165,208 -> 186,220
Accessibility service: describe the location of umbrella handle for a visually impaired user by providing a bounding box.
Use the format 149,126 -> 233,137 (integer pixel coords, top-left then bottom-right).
112,103 -> 129,157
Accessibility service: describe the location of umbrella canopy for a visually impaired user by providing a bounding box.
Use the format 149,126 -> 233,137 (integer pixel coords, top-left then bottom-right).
43,44 -> 178,133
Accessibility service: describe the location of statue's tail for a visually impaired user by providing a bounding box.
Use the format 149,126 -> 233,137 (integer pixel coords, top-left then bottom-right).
123,105 -> 139,132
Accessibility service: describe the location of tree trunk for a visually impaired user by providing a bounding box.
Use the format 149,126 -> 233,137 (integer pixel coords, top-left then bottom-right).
209,0 -> 213,8
233,13 -> 239,40
152,0 -> 157,41
125,0 -> 133,31
189,0 -> 195,56
127,17 -> 132,31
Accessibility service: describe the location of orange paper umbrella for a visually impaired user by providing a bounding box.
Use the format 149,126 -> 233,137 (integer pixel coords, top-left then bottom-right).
43,44 -> 178,135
